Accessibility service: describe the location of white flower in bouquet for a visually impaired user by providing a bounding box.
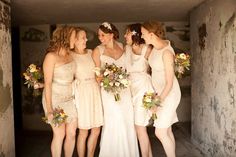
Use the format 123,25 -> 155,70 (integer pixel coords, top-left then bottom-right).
115,82 -> 120,87
104,70 -> 110,76
120,79 -> 129,87
118,75 -> 123,79
179,53 -> 187,60
109,82 -> 114,86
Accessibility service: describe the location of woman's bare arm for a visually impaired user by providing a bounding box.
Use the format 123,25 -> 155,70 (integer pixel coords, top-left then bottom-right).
43,52 -> 56,115
159,50 -> 175,102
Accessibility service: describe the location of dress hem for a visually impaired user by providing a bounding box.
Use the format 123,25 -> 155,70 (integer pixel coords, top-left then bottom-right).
78,123 -> 104,129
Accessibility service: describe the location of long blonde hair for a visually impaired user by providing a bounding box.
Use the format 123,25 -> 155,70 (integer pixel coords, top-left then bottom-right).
46,26 -> 75,53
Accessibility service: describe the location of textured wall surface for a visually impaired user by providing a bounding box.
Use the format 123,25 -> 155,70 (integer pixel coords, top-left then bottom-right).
190,0 -> 236,156
0,0 -> 15,156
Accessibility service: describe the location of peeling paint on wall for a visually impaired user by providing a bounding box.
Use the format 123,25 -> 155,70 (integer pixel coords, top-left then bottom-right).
223,130 -> 236,155
198,23 -> 207,50
0,67 -> 11,115
234,56 -> 236,73
191,0 -> 236,156
228,81 -> 235,107
224,13 -> 235,34
0,152 -> 5,157
219,21 -> 222,30
0,1 -> 10,32
0,0 -> 15,156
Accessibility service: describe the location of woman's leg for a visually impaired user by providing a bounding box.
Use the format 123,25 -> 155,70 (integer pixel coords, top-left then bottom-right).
87,127 -> 101,157
64,119 -> 78,157
51,124 -> 66,157
168,127 -> 175,147
77,129 -> 89,157
155,127 -> 176,157
135,125 -> 152,157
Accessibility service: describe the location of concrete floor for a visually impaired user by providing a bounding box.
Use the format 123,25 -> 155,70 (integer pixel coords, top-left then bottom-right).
15,122 -> 204,157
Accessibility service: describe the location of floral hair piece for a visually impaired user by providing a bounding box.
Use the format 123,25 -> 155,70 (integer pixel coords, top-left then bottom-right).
131,30 -> 137,36
102,22 -> 112,30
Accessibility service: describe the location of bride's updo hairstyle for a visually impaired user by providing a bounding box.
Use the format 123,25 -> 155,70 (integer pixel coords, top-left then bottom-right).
142,21 -> 166,39
99,22 -> 119,40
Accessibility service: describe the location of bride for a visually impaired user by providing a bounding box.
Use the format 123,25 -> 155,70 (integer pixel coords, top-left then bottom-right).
92,22 -> 139,157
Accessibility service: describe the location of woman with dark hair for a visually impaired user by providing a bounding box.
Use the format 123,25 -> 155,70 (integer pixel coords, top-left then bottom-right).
92,22 -> 139,157
124,23 -> 153,157
42,26 -> 78,157
141,21 -> 181,157
71,27 -> 104,157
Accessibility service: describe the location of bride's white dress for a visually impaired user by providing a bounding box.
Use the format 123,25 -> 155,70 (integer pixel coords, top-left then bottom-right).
97,44 -> 139,157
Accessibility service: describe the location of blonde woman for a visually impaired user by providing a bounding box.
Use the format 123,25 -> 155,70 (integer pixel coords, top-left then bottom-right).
42,26 -> 77,157
72,27 -> 103,157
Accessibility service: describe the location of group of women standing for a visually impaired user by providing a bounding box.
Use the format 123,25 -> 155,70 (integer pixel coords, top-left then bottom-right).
41,21 -> 181,157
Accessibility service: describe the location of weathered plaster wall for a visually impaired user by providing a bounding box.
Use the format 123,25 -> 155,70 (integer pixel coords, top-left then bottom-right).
0,0 -> 15,156
190,0 -> 236,156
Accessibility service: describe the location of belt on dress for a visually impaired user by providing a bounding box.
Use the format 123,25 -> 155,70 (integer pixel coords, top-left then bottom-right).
76,78 -> 96,85
52,95 -> 75,103
53,80 -> 73,85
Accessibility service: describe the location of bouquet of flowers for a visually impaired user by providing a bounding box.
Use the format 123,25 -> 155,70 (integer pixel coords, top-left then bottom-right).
42,107 -> 68,127
23,64 -> 44,96
94,63 -> 130,101
143,91 -> 161,120
174,53 -> 190,78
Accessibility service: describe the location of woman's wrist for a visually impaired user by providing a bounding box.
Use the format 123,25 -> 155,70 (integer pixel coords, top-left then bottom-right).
47,108 -> 53,115
47,111 -> 53,115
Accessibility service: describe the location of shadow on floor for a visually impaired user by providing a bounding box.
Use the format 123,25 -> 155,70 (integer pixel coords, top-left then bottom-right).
15,122 -> 204,157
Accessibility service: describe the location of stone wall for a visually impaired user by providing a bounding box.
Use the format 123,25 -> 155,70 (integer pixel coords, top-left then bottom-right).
190,0 -> 236,156
0,0 -> 15,156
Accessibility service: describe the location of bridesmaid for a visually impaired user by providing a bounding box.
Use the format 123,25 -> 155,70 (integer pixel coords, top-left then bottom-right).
72,27 -> 104,157
42,26 -> 77,157
124,23 -> 153,157
141,21 -> 181,157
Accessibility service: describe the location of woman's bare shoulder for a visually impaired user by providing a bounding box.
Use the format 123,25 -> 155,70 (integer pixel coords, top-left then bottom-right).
44,52 -> 57,63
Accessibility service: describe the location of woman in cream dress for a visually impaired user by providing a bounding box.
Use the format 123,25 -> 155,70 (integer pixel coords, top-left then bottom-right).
92,22 -> 139,157
42,26 -> 77,157
72,27 -> 104,157
124,23 -> 153,157
141,21 -> 181,157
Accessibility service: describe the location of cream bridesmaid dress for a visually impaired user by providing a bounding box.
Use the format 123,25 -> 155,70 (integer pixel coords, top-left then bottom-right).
148,40 -> 181,128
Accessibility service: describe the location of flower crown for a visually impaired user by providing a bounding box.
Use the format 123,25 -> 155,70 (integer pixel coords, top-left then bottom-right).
102,22 -> 112,30
131,30 -> 137,36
